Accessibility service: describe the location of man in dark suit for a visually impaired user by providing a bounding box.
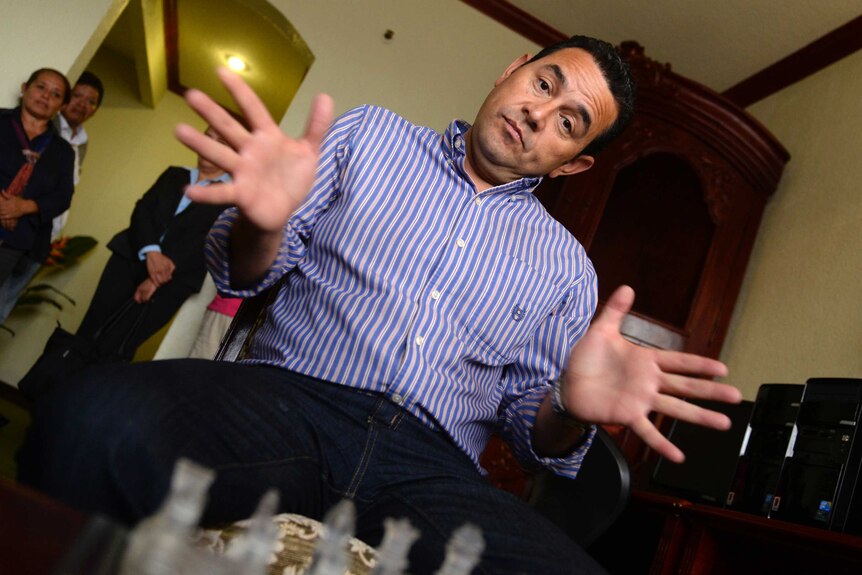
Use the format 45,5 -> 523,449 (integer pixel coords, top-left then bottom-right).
76,126 -> 231,360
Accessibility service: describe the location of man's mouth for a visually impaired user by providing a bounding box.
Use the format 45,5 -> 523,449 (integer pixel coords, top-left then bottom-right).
504,117 -> 524,147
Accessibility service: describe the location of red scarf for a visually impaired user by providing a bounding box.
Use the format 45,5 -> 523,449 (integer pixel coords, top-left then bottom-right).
5,115 -> 53,197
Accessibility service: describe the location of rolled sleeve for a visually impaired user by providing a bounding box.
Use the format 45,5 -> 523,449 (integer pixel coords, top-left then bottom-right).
204,208 -> 307,298
496,257 -> 598,479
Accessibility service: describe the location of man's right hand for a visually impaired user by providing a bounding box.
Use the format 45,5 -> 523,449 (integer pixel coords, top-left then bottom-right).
174,68 -> 334,287
145,251 -> 175,286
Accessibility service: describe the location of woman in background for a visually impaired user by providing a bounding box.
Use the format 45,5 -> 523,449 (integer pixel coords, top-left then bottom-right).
0,68 -> 74,319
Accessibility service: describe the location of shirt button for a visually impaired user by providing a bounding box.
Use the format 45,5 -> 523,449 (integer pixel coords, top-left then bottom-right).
431,290 -> 441,300
392,394 -> 404,405
474,197 -> 482,206
456,238 -> 466,248
415,335 -> 425,346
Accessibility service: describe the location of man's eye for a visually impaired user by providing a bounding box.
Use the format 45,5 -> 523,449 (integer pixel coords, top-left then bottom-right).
538,79 -> 550,93
562,117 -> 573,133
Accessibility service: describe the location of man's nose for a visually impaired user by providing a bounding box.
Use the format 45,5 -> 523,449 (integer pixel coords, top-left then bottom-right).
524,102 -> 552,131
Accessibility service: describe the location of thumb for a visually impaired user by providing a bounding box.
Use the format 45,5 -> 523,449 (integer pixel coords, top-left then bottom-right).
595,285 -> 635,329
303,93 -> 334,149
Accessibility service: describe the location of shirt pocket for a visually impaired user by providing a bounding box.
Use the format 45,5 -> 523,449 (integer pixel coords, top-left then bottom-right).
459,251 -> 564,366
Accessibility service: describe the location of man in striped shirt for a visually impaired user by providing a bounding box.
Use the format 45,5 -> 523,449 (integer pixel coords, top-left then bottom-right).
21,36 -> 741,574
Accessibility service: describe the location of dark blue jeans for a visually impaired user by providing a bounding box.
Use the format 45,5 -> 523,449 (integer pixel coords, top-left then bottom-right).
17,360 -> 606,574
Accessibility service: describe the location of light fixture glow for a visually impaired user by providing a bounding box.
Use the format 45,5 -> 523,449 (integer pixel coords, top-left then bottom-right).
226,55 -> 247,72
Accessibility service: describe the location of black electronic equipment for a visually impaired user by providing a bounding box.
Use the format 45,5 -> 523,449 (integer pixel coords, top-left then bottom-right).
651,399 -> 754,505
770,378 -> 862,535
725,383 -> 804,515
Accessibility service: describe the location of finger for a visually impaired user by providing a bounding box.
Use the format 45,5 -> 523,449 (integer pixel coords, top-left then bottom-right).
593,285 -> 635,330
652,394 -> 733,430
303,93 -> 335,149
185,182 -> 239,206
217,67 -> 276,133
655,349 -> 728,378
659,373 -> 742,404
630,416 -> 685,463
183,88 -> 252,148
175,123 -> 239,174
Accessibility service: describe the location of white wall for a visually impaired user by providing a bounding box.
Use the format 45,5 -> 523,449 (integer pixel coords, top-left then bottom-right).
274,0 -> 538,133
721,49 -> 862,398
0,0 -> 126,104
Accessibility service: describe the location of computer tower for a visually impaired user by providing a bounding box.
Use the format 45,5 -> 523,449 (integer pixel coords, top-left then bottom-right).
651,399 -> 754,505
725,383 -> 804,515
770,378 -> 862,535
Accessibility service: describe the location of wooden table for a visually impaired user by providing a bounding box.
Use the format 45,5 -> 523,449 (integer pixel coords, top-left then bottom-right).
0,478 -> 90,574
590,490 -> 862,574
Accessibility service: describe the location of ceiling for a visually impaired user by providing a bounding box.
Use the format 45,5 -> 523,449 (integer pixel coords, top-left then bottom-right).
504,0 -> 862,93
102,0 -> 313,120
100,0 -> 861,116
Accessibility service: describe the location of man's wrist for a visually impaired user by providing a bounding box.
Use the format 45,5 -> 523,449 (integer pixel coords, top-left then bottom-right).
551,372 -> 591,433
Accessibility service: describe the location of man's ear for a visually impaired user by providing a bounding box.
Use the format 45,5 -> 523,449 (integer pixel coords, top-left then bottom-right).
494,54 -> 531,87
548,155 -> 595,178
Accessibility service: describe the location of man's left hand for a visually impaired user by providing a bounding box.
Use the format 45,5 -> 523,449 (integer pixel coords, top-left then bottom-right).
561,285 -> 741,463
134,278 -> 158,303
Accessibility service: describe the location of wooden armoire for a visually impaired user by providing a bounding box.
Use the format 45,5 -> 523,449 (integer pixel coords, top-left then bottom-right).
534,42 -> 790,360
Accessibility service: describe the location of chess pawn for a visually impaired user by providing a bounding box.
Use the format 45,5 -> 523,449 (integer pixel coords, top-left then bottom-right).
307,499 -> 357,575
369,517 -> 420,575
433,523 -> 485,575
120,458 -> 216,575
224,489 -> 280,574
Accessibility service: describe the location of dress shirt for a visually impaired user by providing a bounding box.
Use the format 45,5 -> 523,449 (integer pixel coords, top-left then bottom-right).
206,105 -> 598,477
51,113 -> 89,240
55,113 -> 87,186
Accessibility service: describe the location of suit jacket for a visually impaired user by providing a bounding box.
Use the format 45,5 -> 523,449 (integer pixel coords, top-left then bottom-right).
107,166 -> 229,291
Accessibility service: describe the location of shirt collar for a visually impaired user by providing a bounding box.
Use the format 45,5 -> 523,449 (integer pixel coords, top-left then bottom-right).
443,119 -> 542,195
57,113 -> 88,146
189,167 -> 232,186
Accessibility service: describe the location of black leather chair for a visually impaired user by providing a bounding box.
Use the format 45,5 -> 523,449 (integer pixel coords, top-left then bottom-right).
528,427 -> 630,548
213,279 -> 630,548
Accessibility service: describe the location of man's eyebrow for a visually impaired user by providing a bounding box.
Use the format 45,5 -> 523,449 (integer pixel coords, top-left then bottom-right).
577,104 -> 592,135
543,64 -> 593,134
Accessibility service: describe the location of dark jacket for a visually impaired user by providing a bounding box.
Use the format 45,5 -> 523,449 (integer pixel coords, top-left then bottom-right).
107,166 -> 229,291
0,108 -> 74,261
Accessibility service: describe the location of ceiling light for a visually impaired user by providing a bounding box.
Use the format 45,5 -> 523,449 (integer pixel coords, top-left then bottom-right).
226,55 -> 247,72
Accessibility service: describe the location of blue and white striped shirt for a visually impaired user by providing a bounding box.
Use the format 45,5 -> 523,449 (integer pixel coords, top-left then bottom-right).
206,105 -> 598,477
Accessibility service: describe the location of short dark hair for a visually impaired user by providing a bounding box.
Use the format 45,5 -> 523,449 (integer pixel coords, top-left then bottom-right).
76,71 -> 105,107
528,35 -> 635,157
25,68 -> 72,105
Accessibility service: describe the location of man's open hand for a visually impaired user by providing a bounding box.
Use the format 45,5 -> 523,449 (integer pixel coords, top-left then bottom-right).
174,68 -> 334,234
562,285 -> 742,463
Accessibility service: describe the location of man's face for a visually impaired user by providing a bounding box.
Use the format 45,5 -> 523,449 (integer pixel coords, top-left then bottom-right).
20,72 -> 67,122
62,84 -> 100,128
466,48 -> 618,188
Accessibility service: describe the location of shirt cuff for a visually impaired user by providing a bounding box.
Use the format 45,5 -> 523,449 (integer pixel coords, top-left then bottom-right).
138,244 -> 162,261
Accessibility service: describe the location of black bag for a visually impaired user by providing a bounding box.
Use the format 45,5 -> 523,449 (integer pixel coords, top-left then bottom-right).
18,300 -> 148,400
